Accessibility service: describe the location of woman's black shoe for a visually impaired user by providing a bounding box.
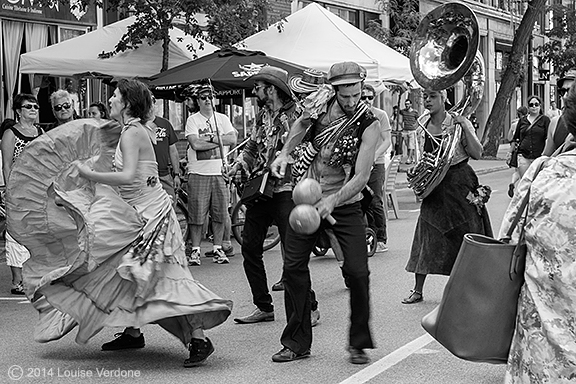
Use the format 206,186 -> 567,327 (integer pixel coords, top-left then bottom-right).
184,338 -> 214,367
101,332 -> 145,350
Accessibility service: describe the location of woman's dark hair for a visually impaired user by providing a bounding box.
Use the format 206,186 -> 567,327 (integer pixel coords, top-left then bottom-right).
562,81 -> 576,136
13,93 -> 38,111
89,102 -> 109,119
116,78 -> 153,121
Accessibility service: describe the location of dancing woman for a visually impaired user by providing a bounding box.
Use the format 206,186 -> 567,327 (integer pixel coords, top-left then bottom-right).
12,79 -> 231,368
402,89 -> 492,304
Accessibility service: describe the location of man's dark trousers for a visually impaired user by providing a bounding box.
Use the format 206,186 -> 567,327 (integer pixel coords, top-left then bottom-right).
281,202 -> 374,354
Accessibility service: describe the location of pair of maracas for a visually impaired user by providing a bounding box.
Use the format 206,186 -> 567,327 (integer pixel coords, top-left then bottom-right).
289,178 -> 336,234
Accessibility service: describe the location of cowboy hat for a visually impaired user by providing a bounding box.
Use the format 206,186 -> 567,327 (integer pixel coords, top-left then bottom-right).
247,66 -> 291,98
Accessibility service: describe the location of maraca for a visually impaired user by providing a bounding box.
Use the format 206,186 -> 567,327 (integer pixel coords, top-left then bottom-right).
292,178 -> 336,224
289,204 -> 321,234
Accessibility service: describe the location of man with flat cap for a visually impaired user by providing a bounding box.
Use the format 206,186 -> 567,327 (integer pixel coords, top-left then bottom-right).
229,66 -> 320,327
271,61 -> 380,364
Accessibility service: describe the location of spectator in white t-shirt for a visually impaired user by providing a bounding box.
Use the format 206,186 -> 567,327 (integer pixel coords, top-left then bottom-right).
184,84 -> 237,266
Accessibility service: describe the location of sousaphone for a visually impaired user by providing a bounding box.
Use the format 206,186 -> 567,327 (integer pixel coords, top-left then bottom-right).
407,2 -> 485,199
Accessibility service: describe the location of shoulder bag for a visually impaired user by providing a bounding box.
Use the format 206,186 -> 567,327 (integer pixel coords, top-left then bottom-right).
421,161 -> 545,364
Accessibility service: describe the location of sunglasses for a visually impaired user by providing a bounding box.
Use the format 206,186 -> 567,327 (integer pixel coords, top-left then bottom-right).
198,95 -> 213,101
21,104 -> 39,110
361,96 -> 374,101
53,102 -> 71,111
559,88 -> 571,97
528,102 -> 540,107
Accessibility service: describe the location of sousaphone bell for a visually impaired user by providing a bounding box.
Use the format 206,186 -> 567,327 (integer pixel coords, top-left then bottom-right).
407,2 -> 485,199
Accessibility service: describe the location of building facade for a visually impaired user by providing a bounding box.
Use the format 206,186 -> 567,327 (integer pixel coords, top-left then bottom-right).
272,0 -> 553,141
0,0 -> 98,121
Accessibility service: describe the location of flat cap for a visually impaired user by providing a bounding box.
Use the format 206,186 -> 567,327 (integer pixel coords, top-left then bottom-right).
327,62 -> 367,85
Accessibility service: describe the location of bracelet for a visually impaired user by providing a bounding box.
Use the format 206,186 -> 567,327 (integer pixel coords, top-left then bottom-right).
174,174 -> 181,178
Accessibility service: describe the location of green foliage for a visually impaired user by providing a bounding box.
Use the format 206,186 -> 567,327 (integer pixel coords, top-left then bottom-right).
366,0 -> 420,57
535,4 -> 576,78
36,0 -> 271,71
203,0 -> 269,48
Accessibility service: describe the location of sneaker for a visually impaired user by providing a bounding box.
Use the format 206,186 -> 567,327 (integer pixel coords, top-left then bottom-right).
348,347 -> 370,364
187,248 -> 201,266
10,283 -> 25,295
101,332 -> 145,351
311,309 -> 320,327
234,308 -> 274,324
204,244 -> 235,257
272,347 -> 311,363
376,242 -> 388,253
184,338 -> 215,368
212,248 -> 230,264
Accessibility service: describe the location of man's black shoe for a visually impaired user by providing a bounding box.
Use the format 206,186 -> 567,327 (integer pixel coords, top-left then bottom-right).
101,332 -> 145,351
272,347 -> 310,362
348,347 -> 370,364
184,338 -> 215,367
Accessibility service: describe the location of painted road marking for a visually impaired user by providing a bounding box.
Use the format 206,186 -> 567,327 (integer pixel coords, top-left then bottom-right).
339,334 -> 434,384
0,297 -> 29,304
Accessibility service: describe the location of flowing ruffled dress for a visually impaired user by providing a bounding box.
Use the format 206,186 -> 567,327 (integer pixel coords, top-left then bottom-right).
7,119 -> 232,346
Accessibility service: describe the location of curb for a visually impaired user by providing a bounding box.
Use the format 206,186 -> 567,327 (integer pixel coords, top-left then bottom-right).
395,164 -> 509,190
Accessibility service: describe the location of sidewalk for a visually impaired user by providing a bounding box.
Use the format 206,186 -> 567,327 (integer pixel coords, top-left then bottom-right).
395,143 -> 509,189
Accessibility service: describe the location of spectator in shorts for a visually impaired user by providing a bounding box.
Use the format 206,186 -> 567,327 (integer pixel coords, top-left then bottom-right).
184,83 -> 237,266
400,99 -> 419,164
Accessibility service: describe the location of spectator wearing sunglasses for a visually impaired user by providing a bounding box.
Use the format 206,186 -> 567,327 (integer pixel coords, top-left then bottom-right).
1,93 -> 43,295
47,89 -> 77,130
543,69 -> 576,156
510,95 -> 550,180
184,83 -> 237,266
361,84 -> 391,254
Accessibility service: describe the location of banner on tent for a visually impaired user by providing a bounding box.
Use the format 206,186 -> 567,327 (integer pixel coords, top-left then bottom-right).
0,0 -> 97,25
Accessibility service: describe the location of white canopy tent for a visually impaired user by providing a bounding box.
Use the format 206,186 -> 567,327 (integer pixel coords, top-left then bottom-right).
238,3 -> 415,87
20,16 -> 218,79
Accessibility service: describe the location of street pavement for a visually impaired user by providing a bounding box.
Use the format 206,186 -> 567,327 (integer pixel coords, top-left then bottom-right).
0,149 -> 516,384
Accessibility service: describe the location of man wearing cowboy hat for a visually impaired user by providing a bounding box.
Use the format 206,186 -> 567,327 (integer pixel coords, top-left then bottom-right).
229,66 -> 320,326
271,61 -> 380,365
